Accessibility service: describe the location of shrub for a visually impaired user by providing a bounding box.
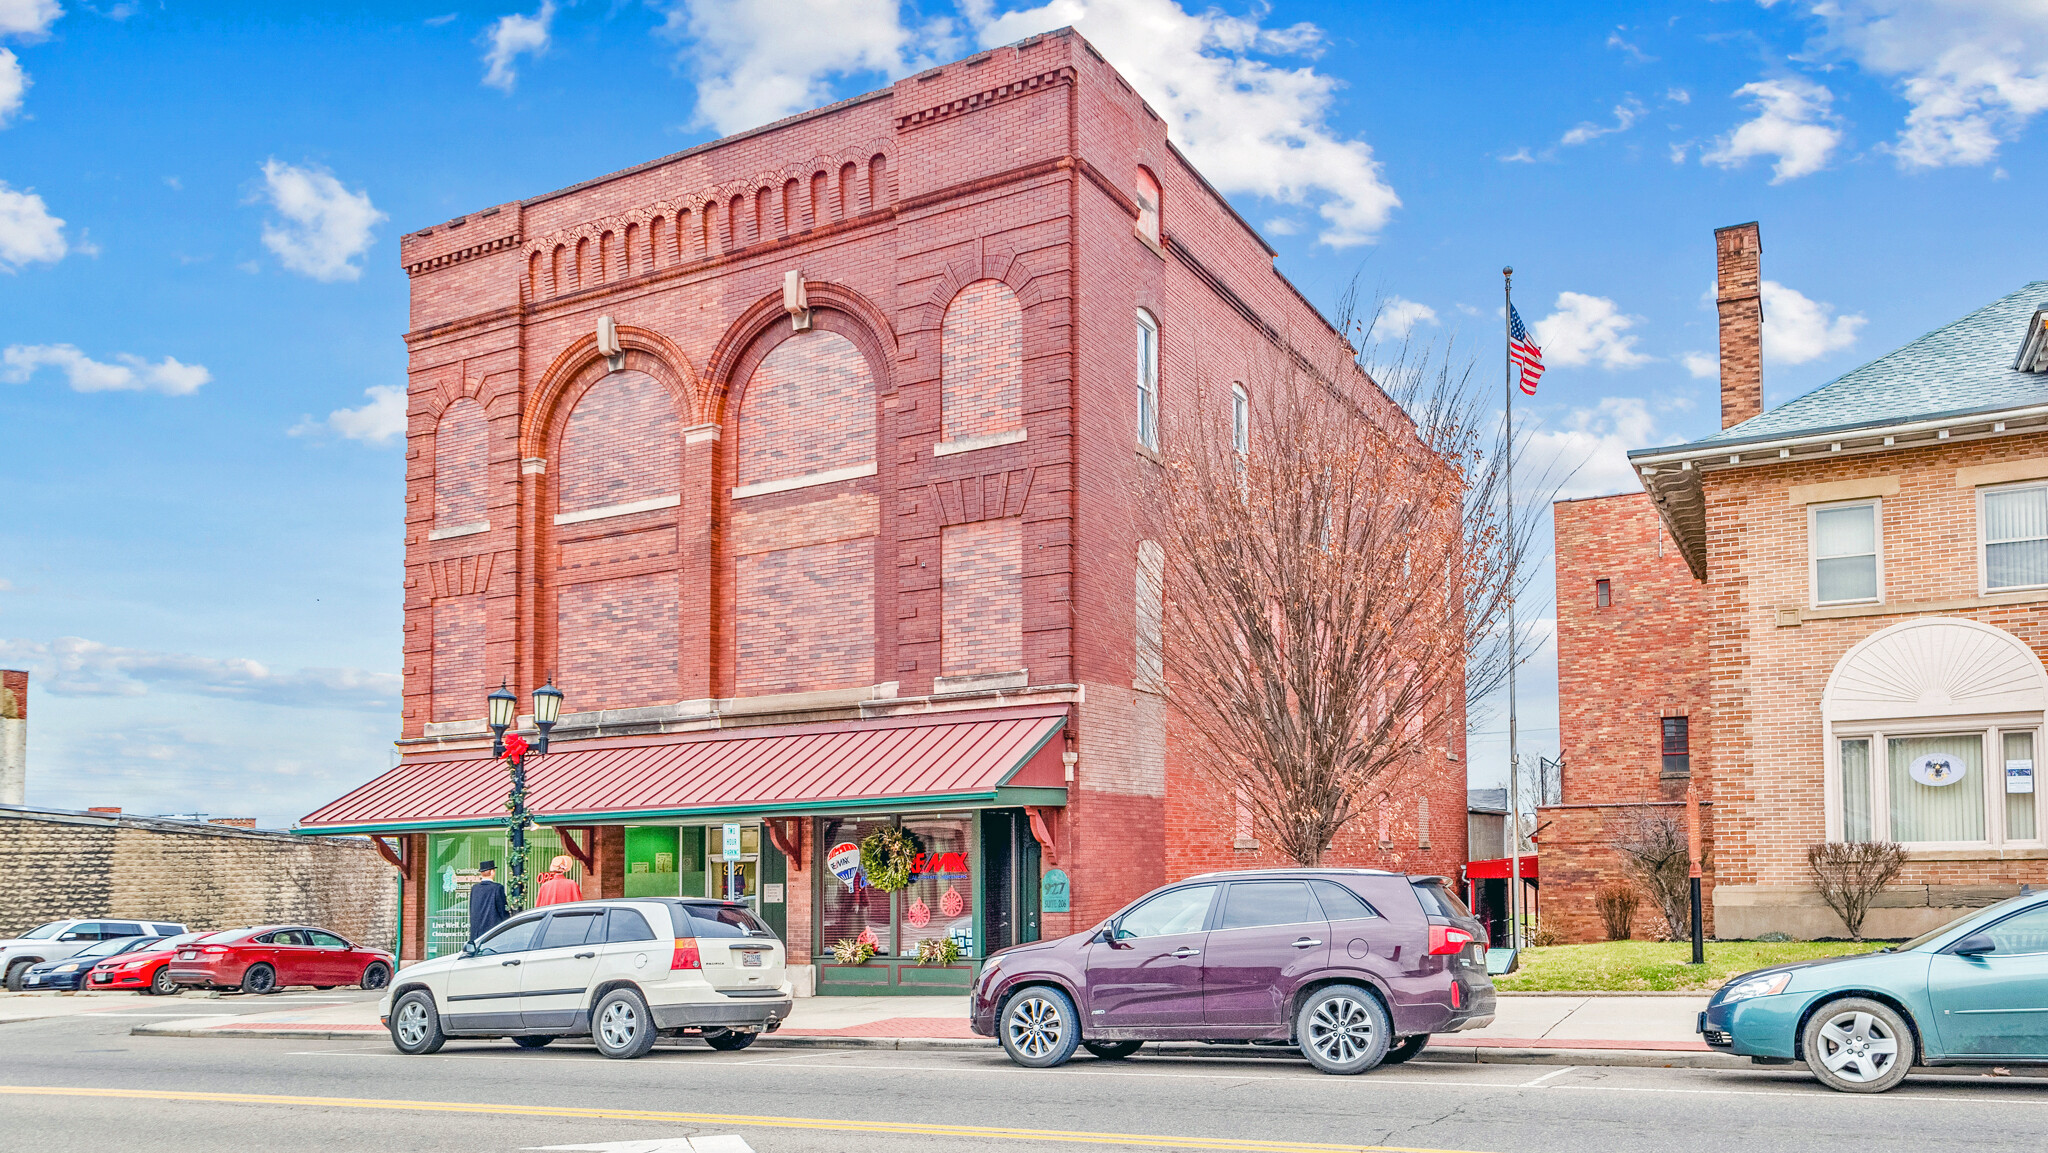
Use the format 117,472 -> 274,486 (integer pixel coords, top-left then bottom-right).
1756,930 -> 1792,943
1806,841 -> 1906,941
1526,922 -> 1562,947
830,938 -> 877,965
916,937 -> 962,966
1596,883 -> 1640,941
1616,808 -> 1699,941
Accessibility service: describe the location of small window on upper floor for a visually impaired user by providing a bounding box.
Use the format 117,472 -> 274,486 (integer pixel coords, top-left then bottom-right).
1594,578 -> 1612,608
1135,310 -> 1160,452
1811,500 -> 1881,606
1981,482 -> 2048,592
1134,167 -> 1161,246
1661,716 -> 1690,777
1230,383 -> 1249,456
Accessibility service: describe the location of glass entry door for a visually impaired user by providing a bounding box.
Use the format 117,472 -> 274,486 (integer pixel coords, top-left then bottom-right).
702,823 -> 761,913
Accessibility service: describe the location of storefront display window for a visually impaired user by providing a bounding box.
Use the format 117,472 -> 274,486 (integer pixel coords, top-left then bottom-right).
424,828 -> 564,960
817,816 -> 898,956
624,827 -> 681,898
900,816 -> 974,956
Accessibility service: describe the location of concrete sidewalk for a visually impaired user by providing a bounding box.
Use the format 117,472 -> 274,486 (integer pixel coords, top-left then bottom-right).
117,989 -> 1736,1067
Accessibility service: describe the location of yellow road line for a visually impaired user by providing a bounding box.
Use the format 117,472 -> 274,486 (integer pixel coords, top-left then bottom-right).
0,1085 -> 1496,1153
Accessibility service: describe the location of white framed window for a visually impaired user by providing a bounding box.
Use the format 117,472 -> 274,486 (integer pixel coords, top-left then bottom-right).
1981,481 -> 2048,593
1230,383 -> 1249,456
1810,499 -> 1881,606
1134,167 -> 1161,246
1830,723 -> 2040,850
1135,310 -> 1160,451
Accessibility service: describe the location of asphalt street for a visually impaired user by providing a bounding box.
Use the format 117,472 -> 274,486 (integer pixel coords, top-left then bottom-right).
3,991 -> 2045,1152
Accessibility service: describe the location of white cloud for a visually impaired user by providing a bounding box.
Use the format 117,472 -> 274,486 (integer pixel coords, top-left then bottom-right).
0,0 -> 61,37
1376,296 -> 1438,340
257,159 -> 385,282
0,47 -> 25,126
292,384 -> 408,444
1561,97 -> 1644,145
1666,87 -> 1691,105
0,180 -> 62,267
481,0 -> 553,92
1500,146 -> 1537,164
1786,0 -> 2048,168
1529,292 -> 1652,370
1703,76 -> 1843,182
1763,279 -> 1865,364
0,635 -> 401,711
2,343 -> 209,394
1682,351 -> 1718,379
1523,396 -> 1660,501
658,0 -> 927,134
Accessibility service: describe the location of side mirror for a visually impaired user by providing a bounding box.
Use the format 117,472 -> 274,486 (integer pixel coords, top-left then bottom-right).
58,933 -> 85,943
461,941 -> 480,958
1953,933 -> 1997,957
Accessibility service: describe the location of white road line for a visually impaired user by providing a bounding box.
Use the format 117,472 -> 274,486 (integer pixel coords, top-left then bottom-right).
1519,1066 -> 1575,1087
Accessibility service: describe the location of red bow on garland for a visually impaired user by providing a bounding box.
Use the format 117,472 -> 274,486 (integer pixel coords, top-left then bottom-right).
499,732 -> 529,762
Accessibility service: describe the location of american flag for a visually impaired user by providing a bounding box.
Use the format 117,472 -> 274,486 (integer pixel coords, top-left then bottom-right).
1508,305 -> 1544,396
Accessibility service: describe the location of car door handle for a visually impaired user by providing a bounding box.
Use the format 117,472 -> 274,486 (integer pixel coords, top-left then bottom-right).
1292,938 -> 1323,948
574,952 -> 596,959
500,959 -> 520,967
1171,947 -> 1201,958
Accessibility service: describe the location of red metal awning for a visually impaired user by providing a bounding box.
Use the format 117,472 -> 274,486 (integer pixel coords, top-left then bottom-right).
1463,856 -> 1538,880
296,707 -> 1068,836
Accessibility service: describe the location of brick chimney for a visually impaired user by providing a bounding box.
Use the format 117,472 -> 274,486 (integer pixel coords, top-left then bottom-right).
0,669 -> 24,806
1716,222 -> 1763,429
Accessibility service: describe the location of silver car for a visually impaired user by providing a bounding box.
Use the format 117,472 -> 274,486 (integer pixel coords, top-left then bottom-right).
2,918 -> 189,991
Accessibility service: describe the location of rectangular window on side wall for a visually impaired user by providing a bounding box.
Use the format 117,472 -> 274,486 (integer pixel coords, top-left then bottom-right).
1811,500 -> 1881,606
1981,482 -> 2048,592
1595,579 -> 1612,608
1660,717 -> 1690,776
1135,311 -> 1160,451
1230,384 -> 1249,456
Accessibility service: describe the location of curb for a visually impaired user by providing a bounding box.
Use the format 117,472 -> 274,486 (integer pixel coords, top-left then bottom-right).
1494,991 -> 1714,999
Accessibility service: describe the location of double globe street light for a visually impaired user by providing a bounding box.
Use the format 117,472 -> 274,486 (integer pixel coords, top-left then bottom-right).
487,677 -> 566,909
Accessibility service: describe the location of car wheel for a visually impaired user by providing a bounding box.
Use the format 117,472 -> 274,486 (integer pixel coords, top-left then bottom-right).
1803,997 -> 1914,1093
512,1035 -> 556,1049
1296,984 -> 1392,1075
703,1028 -> 757,1051
1082,1040 -> 1143,1060
999,986 -> 1081,1069
592,988 -> 658,1060
241,964 -> 279,995
4,961 -> 30,992
1380,1034 -> 1429,1066
149,966 -> 180,997
360,962 -> 391,991
390,990 -> 446,1055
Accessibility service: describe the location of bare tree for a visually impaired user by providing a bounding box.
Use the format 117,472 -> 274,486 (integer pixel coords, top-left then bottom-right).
1615,808 -> 1694,940
1596,882 -> 1641,942
1146,300 -> 1539,866
1806,841 -> 1907,941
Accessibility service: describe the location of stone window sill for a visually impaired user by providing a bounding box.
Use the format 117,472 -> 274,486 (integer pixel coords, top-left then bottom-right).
554,494 -> 680,526
428,520 -> 489,541
730,462 -> 876,500
934,428 -> 1026,457
1903,846 -> 2048,861
1784,588 -> 2048,625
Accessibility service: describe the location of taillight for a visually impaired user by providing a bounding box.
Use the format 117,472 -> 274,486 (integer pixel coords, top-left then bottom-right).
670,938 -> 701,970
1427,925 -> 1475,956
201,946 -> 229,954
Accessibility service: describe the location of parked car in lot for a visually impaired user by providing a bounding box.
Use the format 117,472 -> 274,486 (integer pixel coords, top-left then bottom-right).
16,935 -> 167,991
971,869 -> 1495,1074
168,926 -> 394,994
86,932 -> 208,995
1701,889 -> 2048,1093
2,918 -> 189,991
380,898 -> 792,1060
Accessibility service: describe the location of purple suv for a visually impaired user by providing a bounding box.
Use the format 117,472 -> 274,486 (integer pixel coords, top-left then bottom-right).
970,869 -> 1496,1074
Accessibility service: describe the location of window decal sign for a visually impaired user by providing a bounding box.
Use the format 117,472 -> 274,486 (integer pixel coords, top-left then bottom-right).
1041,867 -> 1070,913
2008,759 -> 2035,795
1910,753 -> 1967,787
826,841 -> 864,888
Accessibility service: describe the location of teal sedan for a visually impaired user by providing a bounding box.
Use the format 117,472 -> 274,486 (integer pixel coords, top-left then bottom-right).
1699,891 -> 2048,1092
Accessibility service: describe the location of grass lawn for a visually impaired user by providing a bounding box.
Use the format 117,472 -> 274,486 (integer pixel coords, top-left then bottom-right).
1492,939 -> 1888,992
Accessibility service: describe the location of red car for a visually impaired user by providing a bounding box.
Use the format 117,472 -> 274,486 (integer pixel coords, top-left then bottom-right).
168,926 -> 394,995
87,932 -> 207,995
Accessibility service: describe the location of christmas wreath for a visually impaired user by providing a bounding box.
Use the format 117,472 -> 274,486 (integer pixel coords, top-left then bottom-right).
830,937 -> 878,965
859,826 -> 918,893
915,937 -> 962,966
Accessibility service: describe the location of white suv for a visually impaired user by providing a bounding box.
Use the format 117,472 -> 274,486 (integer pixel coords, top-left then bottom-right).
380,898 -> 791,1059
3,918 -> 189,991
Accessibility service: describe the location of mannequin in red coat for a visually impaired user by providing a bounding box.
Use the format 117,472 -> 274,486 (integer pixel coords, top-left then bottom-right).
535,855 -> 583,905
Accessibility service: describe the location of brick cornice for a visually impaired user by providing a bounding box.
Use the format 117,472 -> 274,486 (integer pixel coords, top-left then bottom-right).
894,67 -> 1077,132
404,229 -> 521,277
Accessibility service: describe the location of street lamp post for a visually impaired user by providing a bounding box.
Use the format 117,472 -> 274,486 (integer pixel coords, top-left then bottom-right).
487,678 -> 566,911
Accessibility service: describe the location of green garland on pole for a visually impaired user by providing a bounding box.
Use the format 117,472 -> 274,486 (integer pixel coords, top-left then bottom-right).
859,826 -> 918,892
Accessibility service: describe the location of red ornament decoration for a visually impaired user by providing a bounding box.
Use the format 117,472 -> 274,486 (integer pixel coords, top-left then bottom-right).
940,885 -> 965,918
906,897 -> 931,927
857,926 -> 879,949
499,732 -> 529,762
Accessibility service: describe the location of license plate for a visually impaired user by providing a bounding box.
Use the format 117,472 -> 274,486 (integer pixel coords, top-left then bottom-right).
92,973 -> 110,982
179,951 -> 197,960
741,952 -> 763,967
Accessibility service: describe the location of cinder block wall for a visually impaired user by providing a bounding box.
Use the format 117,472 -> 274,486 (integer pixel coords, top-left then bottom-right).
0,809 -> 399,948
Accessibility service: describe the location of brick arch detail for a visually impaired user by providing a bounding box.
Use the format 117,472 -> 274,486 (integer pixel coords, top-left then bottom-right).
520,325 -> 702,461
909,249 -> 1049,337
701,280 -> 898,430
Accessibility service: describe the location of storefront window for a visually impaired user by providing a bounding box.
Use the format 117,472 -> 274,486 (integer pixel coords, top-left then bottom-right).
817,816 -> 897,956
624,827 -> 681,898
900,815 -> 974,956
424,828 -> 564,960
1887,734 -> 1985,843
2007,732 -> 2038,841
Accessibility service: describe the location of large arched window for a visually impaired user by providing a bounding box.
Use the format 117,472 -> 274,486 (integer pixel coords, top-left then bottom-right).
1824,618 -> 2046,848
1134,166 -> 1161,246
735,330 -> 875,495
939,279 -> 1024,453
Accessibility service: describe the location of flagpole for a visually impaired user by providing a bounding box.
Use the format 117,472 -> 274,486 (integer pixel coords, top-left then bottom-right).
1503,266 -> 1522,953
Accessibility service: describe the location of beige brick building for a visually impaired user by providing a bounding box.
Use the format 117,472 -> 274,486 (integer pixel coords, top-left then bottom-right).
1619,221 -> 2048,938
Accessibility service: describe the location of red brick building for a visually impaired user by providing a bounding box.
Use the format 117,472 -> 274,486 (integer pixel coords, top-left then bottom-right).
297,29 -> 1465,993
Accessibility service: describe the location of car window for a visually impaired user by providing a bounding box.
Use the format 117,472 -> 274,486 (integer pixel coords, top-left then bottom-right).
20,922 -> 67,940
688,906 -> 773,939
306,931 -> 348,949
75,938 -> 133,958
1116,885 -> 1217,939
538,911 -> 603,950
1978,904 -> 2048,956
270,929 -> 311,946
1311,880 -> 1379,921
1412,881 -> 1470,918
1217,881 -> 1321,930
1900,893 -> 2034,952
194,930 -> 244,945
605,908 -> 658,944
475,916 -> 543,956
63,923 -> 104,941
152,923 -> 184,936
104,922 -> 147,937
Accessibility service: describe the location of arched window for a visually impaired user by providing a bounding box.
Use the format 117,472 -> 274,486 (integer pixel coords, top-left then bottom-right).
940,279 -> 1024,451
735,331 -> 875,494
1135,309 -> 1160,451
1134,167 -> 1161,246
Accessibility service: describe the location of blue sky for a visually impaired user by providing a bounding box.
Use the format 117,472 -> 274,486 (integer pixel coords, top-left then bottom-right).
2,0 -> 2044,826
